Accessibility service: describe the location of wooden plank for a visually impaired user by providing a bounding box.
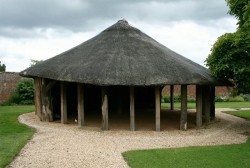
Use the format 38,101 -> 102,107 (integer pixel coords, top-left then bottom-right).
130,86 -> 135,131
180,85 -> 187,130
210,86 -> 215,121
77,83 -> 84,127
196,85 -> 202,127
61,82 -> 67,124
170,85 -> 174,110
101,87 -> 109,130
202,86 -> 210,124
155,86 -> 161,131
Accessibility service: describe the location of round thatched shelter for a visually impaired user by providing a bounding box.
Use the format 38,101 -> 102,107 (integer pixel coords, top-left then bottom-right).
20,19 -> 224,131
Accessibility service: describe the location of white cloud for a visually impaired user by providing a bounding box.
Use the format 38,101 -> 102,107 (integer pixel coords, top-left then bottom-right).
0,29 -> 97,71
132,17 -> 237,67
0,0 -> 237,72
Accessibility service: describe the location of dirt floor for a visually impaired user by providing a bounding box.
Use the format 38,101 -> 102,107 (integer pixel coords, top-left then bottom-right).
61,109 -> 198,131
7,108 -> 250,168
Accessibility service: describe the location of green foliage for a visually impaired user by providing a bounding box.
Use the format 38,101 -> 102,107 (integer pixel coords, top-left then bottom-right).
30,59 -> 43,67
215,96 -> 224,102
0,105 -> 35,168
206,32 -> 250,94
226,96 -> 245,102
226,0 -> 250,26
215,95 -> 245,102
242,94 -> 250,101
16,79 -> 34,101
206,0 -> 250,94
3,79 -> 34,105
0,61 -> 6,72
161,95 -> 182,103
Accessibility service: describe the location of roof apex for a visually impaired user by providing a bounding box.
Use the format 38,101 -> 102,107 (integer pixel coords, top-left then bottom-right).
20,20 -> 224,86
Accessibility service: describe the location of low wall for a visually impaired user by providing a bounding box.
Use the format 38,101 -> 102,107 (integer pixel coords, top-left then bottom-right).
162,85 -> 233,97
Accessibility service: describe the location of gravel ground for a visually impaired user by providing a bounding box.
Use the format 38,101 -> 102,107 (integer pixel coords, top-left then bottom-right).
7,108 -> 250,168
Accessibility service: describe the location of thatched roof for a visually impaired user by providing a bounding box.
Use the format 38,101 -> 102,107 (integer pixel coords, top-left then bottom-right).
20,19 -> 220,86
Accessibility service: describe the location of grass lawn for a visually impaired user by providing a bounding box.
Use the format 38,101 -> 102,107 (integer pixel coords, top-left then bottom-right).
124,102 -> 250,168
123,138 -> 250,168
161,101 -> 250,109
0,105 -> 35,168
223,110 -> 250,120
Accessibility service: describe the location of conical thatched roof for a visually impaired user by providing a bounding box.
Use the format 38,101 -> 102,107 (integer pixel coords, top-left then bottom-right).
20,19 -> 219,86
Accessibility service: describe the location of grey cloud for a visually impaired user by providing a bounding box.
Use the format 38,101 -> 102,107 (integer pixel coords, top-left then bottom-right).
0,0 -> 230,38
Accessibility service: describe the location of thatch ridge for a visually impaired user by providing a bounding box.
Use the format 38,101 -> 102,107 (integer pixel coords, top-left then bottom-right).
20,19 -> 220,86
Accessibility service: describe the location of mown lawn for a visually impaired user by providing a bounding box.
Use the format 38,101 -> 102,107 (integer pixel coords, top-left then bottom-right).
223,110 -> 250,120
0,105 -> 35,168
161,101 -> 250,109
124,102 -> 250,168
123,138 -> 250,168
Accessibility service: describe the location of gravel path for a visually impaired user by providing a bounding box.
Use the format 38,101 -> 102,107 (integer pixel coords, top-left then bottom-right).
7,108 -> 250,168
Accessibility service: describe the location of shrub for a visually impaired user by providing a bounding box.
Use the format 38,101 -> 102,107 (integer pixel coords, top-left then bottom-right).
215,96 -> 224,102
225,96 -> 245,102
162,96 -> 170,103
19,100 -> 34,105
242,94 -> 250,101
162,95 -> 182,103
174,95 -> 181,102
187,97 -> 196,103
2,78 -> 34,105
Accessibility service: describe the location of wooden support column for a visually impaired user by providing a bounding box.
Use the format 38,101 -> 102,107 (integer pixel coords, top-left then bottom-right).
61,82 -> 67,124
196,85 -> 202,127
210,86 -> 215,121
77,83 -> 84,127
170,85 -> 174,110
101,87 -> 109,130
41,79 -> 55,122
155,86 -> 161,131
180,85 -> 187,130
34,78 -> 42,118
202,86 -> 210,124
130,86 -> 135,131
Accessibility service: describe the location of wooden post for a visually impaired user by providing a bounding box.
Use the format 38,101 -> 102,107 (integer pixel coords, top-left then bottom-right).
196,85 -> 202,127
77,83 -> 84,127
34,78 -> 42,118
202,86 -> 210,124
130,86 -> 135,131
101,87 -> 108,130
155,86 -> 161,131
40,79 -> 55,122
61,82 -> 67,124
180,85 -> 187,130
170,85 -> 174,110
210,86 -> 215,121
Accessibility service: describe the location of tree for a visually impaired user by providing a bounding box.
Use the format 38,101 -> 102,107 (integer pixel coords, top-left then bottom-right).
206,0 -> 250,94
30,59 -> 43,67
0,61 -> 6,72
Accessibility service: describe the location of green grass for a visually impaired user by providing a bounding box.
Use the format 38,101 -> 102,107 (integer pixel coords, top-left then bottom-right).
223,110 -> 250,120
124,102 -> 250,168
0,105 -> 35,168
161,101 -> 250,109
123,138 -> 250,168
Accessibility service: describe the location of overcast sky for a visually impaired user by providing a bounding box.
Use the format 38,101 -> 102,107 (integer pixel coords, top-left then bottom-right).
0,0 -> 237,72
